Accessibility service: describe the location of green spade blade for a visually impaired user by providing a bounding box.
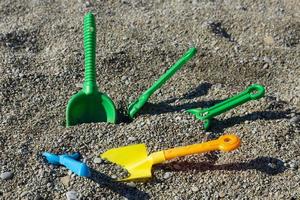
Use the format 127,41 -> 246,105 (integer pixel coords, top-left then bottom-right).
66,13 -> 117,127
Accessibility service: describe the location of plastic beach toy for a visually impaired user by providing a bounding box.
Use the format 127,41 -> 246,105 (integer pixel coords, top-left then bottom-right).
187,84 -> 265,130
128,47 -> 197,119
101,134 -> 240,181
43,152 -> 91,177
66,13 -> 117,127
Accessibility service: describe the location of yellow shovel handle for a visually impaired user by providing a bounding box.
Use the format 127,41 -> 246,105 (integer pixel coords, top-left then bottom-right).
164,134 -> 241,161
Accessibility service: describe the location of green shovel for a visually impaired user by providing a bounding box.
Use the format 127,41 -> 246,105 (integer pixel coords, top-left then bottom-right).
66,13 -> 117,127
128,47 -> 197,119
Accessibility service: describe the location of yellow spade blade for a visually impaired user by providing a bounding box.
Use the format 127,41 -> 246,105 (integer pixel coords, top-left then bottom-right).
101,144 -> 153,181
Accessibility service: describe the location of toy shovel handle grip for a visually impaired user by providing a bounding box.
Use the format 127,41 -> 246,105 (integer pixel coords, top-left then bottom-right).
246,84 -> 265,100
164,134 -> 240,160
144,47 -> 197,97
60,155 -> 91,177
42,152 -> 81,165
83,12 -> 97,94
201,84 -> 265,119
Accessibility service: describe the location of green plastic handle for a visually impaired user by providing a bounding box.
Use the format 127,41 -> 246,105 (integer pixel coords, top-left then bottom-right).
128,47 -> 197,118
83,13 -> 97,95
187,84 -> 265,129
144,47 -> 197,97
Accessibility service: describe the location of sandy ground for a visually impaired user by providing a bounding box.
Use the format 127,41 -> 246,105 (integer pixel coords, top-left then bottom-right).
0,0 -> 299,199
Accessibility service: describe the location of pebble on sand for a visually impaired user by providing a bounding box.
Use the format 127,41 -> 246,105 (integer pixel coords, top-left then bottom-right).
191,186 -> 199,192
1,171 -> 13,180
93,157 -> 103,164
60,175 -> 70,186
264,35 -> 275,45
127,182 -> 136,187
163,172 -> 172,179
290,116 -> 300,125
128,136 -> 136,141
219,191 -> 226,198
66,190 -> 78,200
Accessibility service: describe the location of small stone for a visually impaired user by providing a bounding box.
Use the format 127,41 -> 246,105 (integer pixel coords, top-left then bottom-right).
290,116 -> 300,124
21,191 -> 28,197
121,75 -> 127,81
289,160 -> 299,170
263,63 -> 269,69
163,172 -> 172,179
234,46 -> 239,52
66,190 -> 78,200
191,186 -> 199,192
264,35 -> 274,45
232,184 -> 240,190
18,145 -> 28,155
175,116 -> 182,121
128,136 -> 136,141
127,182 -> 136,187
75,83 -> 83,88
219,191 -> 226,198
84,1 -> 92,7
263,56 -> 272,64
60,175 -> 70,186
1,171 -> 13,180
252,127 -> 258,134
267,162 -> 277,169
93,157 -> 103,164
111,175 -> 117,179
236,5 -> 247,10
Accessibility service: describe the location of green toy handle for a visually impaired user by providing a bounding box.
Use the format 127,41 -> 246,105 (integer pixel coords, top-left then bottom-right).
143,47 -> 197,98
83,13 -> 97,95
198,84 -> 265,120
128,47 -> 197,118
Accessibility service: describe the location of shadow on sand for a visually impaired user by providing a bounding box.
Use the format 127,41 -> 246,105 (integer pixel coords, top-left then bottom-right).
90,169 -> 150,200
159,156 -> 286,176
137,82 -> 293,132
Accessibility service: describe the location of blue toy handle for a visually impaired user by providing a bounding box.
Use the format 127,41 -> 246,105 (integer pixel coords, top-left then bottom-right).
42,152 -> 81,164
59,155 -> 91,177
42,152 -> 90,177
42,152 -> 60,165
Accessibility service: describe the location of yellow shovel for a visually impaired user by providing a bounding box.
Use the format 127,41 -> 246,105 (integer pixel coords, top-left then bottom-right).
101,134 -> 241,181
